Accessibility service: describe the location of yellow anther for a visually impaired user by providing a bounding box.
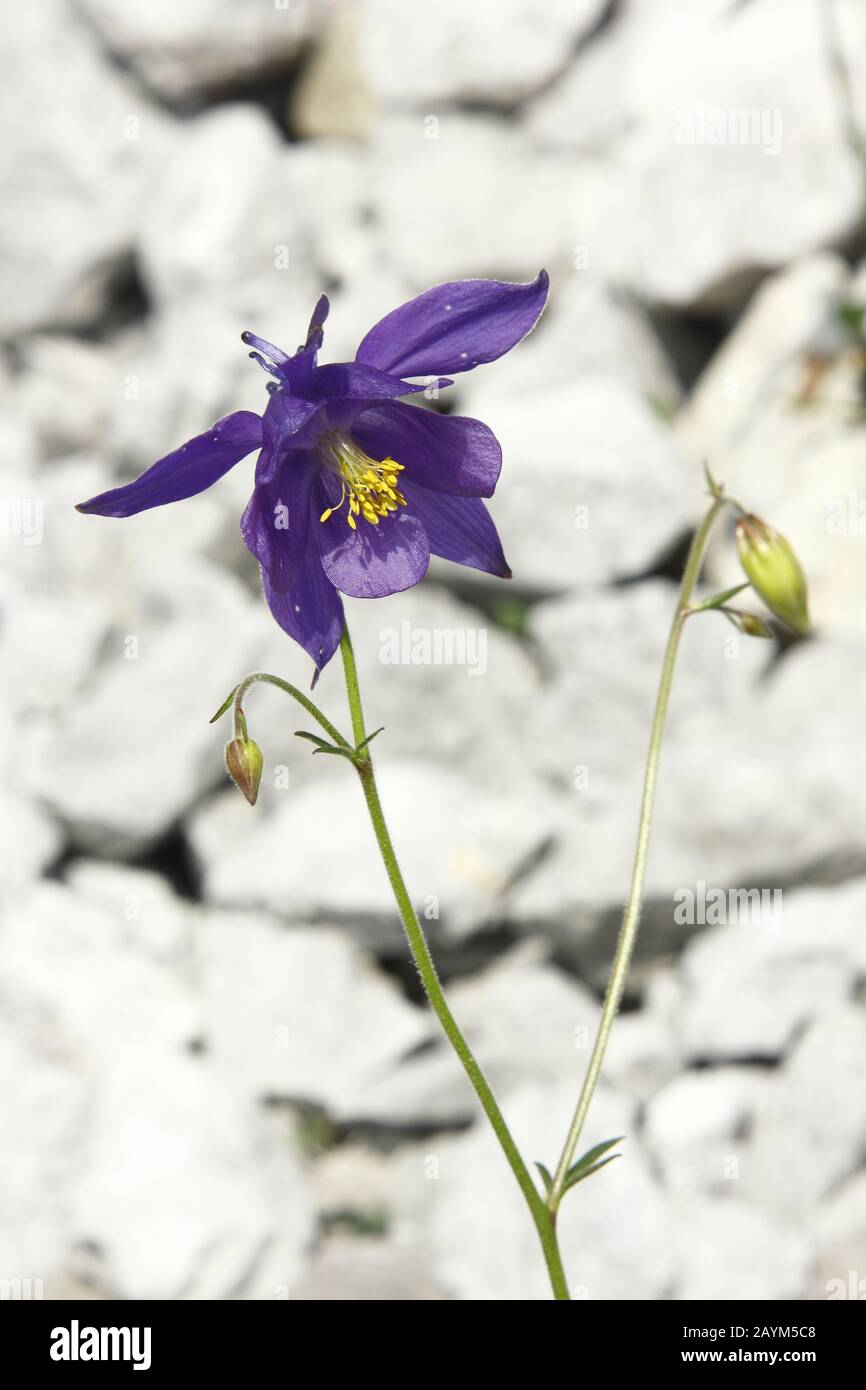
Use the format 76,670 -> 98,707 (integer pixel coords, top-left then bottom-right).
316,431 -> 409,532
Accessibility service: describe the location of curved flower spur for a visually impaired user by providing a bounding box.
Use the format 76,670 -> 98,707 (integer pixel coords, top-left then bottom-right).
77,273 -> 549,676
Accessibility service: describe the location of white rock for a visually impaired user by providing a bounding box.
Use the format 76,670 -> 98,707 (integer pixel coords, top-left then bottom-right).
316,585 -> 543,789
518,629 -> 866,946
170,578 -> 540,811
196,915 -> 430,1116
73,0 -> 331,103
602,1004 -> 681,1103
458,272 -> 682,423
0,879 -> 313,1299
291,1234 -> 444,1301
103,300 -> 268,476
0,592 -> 108,717
0,0 -> 170,335
25,553 -> 261,854
530,577 -> 766,728
527,0 -> 866,309
512,629 -> 866,973
2,456 -> 232,602
741,1006 -> 866,1214
360,0 -> 607,108
0,795 -> 63,889
190,760 -> 557,941
644,1068 -> 768,1197
65,860 -> 195,965
0,881 -> 201,1057
0,1012 -> 89,1291
15,336 -> 114,460
350,945 -> 601,1127
672,1196 -> 811,1301
677,879 -> 866,1063
677,254 -> 866,638
462,379 -> 693,592
137,106 -> 316,312
662,635 -> 866,889
282,145 -> 414,314
311,1145 -> 394,1220
812,1171 -> 866,1301
68,1050 -> 314,1299
508,580 -> 769,962
425,1082 -> 673,1300
370,114 -> 608,287
290,2 -> 376,142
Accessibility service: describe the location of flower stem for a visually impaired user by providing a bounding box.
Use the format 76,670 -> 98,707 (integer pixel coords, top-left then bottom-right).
231,672 -> 351,748
338,624 -> 571,1301
546,494 -> 729,1212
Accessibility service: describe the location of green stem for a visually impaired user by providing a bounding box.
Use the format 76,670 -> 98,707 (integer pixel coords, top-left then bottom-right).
338,625 -> 571,1301
231,672 -> 351,749
547,495 -> 729,1212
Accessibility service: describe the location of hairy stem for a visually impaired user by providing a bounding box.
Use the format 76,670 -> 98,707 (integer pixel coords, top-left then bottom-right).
338,624 -> 570,1300
547,495 -> 729,1211
231,671 -> 351,749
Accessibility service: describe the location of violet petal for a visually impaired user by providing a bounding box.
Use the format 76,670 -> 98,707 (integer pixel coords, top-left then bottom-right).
351,401 -> 501,497
402,481 -> 511,578
241,450 -> 318,593
312,477 -> 430,599
261,554 -> 345,675
76,411 -> 262,518
355,272 -> 549,379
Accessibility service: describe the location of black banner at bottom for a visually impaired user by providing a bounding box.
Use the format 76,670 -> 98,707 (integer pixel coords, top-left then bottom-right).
1,1297 -> 861,1373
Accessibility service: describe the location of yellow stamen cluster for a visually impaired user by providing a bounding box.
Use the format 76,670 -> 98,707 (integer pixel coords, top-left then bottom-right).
317,431 -> 406,531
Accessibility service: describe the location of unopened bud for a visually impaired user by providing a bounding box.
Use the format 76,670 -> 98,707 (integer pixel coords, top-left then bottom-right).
225,736 -> 264,806
729,610 -> 773,639
735,515 -> 810,636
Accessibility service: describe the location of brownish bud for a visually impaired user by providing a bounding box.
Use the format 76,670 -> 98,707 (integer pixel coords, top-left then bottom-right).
225,737 -> 264,806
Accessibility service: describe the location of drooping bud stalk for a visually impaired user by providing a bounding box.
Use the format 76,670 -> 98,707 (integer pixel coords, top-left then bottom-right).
224,709 -> 264,805
735,514 -> 810,636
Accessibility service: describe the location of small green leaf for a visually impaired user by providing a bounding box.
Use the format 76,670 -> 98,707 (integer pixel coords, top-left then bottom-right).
694,582 -> 750,613
209,685 -> 239,724
563,1153 -> 621,1193
703,459 -> 723,497
292,730 -> 345,757
535,1162 -> 554,1195
356,726 -> 385,753
294,730 -> 333,750
562,1136 -> 624,1194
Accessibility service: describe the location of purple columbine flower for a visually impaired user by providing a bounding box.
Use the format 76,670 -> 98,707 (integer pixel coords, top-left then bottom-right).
77,273 -> 549,674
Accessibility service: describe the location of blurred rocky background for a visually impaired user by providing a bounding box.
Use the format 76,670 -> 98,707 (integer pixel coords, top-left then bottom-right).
2,0 -> 866,1301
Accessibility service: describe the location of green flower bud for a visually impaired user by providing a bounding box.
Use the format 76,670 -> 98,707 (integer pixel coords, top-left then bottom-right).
225,736 -> 264,806
735,514 -> 810,636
